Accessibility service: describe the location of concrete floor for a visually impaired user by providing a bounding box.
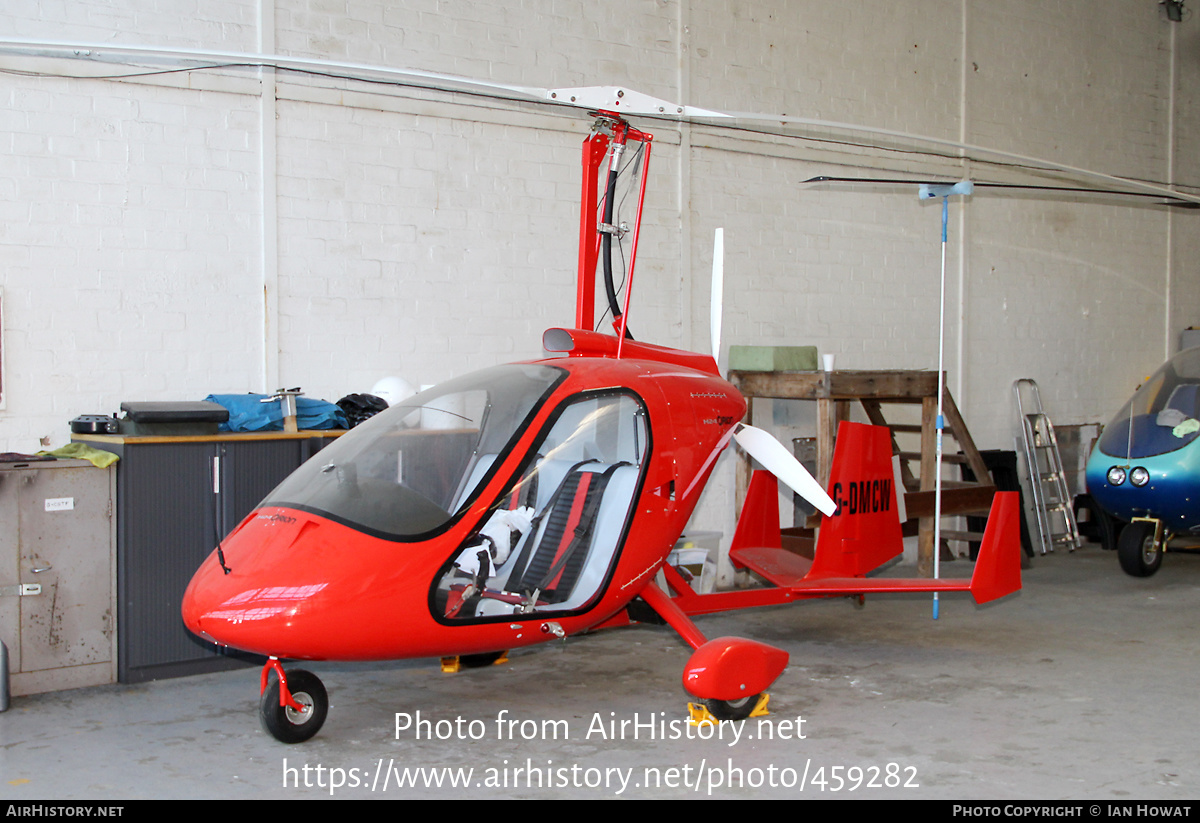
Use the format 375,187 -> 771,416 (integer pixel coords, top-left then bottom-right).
3,544 -> 1199,800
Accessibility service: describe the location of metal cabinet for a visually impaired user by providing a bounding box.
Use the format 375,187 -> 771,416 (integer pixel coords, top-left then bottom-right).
0,458 -> 117,696
74,433 -> 337,682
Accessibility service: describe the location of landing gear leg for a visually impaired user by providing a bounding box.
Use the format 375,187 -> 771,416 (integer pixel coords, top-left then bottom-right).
259,658 -> 329,744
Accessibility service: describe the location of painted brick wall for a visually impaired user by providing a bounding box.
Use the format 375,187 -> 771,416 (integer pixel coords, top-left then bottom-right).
0,2 -> 1195,558
0,72 -> 263,448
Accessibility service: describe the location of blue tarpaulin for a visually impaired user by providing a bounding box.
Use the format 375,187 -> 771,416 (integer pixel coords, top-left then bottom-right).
205,394 -> 348,432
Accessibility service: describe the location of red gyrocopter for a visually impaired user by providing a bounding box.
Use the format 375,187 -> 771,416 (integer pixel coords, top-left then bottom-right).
182,105 -> 1021,743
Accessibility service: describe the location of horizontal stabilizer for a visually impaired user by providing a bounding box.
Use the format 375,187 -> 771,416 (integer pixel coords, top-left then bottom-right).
729,545 -> 812,588
784,490 -> 1022,603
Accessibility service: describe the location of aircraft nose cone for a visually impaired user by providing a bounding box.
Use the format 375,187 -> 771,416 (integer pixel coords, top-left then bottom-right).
181,511 -> 326,653
180,506 -> 437,660
181,555 -> 239,645
182,550 -> 332,655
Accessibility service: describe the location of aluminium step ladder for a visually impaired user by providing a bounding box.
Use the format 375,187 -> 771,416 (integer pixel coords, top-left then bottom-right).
1014,379 -> 1080,554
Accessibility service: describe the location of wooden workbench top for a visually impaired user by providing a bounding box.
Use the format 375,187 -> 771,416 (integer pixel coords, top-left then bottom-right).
728,369 -> 941,400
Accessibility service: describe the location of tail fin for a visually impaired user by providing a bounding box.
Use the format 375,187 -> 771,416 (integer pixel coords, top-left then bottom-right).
968,491 -> 1022,603
729,469 -> 783,554
808,421 -> 904,579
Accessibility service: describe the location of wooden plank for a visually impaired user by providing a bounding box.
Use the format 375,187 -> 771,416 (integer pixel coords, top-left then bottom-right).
728,370 -> 940,400
816,398 -> 835,488
862,399 -> 919,491
904,485 -> 997,518
898,450 -> 968,464
828,371 -> 940,399
941,390 -> 992,484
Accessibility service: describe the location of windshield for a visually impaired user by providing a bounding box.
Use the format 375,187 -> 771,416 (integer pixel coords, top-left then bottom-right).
1097,348 -> 1200,459
263,363 -> 566,539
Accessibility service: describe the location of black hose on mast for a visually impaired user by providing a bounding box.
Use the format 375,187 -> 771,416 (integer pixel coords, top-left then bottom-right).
600,164 -> 632,338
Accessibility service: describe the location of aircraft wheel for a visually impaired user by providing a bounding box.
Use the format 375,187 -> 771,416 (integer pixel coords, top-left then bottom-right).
459,651 -> 505,669
260,669 -> 328,744
703,694 -> 760,722
1117,521 -> 1163,578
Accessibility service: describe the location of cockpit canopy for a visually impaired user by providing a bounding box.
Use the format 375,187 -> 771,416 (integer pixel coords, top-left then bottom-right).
263,363 -> 566,540
1097,347 -> 1200,459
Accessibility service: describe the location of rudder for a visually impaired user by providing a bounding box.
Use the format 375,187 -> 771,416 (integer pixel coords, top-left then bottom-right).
809,422 -> 904,579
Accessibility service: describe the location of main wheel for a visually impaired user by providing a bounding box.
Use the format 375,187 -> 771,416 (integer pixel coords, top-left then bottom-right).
260,669 -> 328,744
703,694 -> 761,721
1117,520 -> 1163,578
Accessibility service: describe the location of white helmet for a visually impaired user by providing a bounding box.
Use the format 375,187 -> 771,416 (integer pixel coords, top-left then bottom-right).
370,376 -> 416,407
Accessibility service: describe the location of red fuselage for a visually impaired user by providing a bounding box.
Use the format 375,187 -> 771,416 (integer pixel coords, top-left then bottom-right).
181,345 -> 745,662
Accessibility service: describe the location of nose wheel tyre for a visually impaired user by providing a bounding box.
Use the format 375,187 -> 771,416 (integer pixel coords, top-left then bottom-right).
260,668 -> 329,743
703,694 -> 761,721
1117,520 -> 1163,578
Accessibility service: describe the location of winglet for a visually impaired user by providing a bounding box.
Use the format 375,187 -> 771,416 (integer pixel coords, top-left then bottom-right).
968,491 -> 1022,604
730,469 -> 782,554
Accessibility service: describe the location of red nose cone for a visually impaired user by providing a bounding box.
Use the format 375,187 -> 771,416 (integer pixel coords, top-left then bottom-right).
180,509 -> 340,657
180,563 -> 216,641
179,507 -> 440,661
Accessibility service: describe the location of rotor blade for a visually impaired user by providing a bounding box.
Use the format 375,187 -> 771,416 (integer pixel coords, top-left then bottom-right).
0,38 -> 551,104
5,38 -> 1194,208
734,424 -> 837,517
804,176 -> 1198,209
710,228 -> 724,361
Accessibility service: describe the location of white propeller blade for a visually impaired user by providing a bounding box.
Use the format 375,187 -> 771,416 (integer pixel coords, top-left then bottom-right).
710,228 -> 724,361
734,423 -> 837,517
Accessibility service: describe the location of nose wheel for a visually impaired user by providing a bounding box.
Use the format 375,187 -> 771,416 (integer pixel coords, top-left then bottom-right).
1117,519 -> 1164,578
703,694 -> 764,721
260,663 -> 329,743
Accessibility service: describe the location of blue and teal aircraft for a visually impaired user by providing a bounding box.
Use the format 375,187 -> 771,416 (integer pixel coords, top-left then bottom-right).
1086,347 -> 1200,576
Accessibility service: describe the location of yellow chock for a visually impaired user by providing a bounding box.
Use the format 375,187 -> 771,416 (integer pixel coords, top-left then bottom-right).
440,651 -> 509,673
687,693 -> 770,725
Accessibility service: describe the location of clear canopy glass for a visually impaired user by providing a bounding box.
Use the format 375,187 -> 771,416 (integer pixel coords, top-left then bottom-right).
1097,348 -> 1200,460
262,363 -> 566,539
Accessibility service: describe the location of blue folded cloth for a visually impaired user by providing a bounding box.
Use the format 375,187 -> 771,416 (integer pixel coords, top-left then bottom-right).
205,394 -> 348,432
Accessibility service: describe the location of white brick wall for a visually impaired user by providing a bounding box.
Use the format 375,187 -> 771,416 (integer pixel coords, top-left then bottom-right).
0,2 -> 1195,553
0,69 -> 262,448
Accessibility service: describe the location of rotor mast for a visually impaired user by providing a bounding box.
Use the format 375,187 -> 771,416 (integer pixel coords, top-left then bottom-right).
574,112 -> 653,349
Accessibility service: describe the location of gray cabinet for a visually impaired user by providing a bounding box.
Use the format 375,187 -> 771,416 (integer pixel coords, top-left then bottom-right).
74,433 -> 338,683
0,458 -> 117,696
